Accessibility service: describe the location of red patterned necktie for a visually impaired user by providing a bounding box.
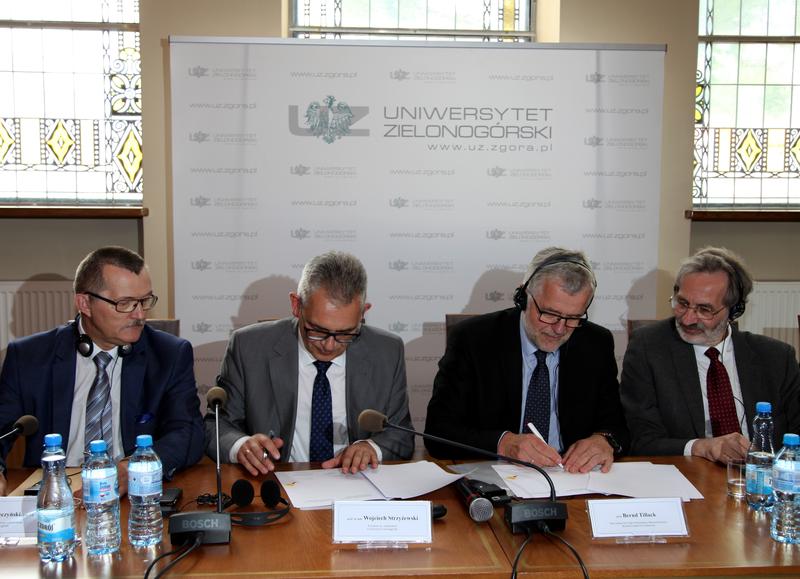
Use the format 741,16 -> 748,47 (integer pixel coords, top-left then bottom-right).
705,348 -> 741,436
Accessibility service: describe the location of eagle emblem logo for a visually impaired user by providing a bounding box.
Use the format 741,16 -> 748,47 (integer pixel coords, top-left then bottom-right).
305,95 -> 353,144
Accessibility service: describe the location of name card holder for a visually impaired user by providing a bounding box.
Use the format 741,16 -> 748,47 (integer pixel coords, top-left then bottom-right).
587,497 -> 690,544
332,500 -> 432,549
0,496 -> 38,546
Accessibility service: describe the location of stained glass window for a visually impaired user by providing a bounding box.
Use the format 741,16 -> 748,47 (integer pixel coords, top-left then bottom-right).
0,0 -> 142,206
290,0 -> 534,42
695,0 -> 800,208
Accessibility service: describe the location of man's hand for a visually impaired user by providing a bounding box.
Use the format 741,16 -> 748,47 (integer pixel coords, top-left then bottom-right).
498,432 -> 563,467
692,433 -> 749,463
321,441 -> 378,474
562,434 -> 614,473
0,471 -> 6,496
236,434 -> 284,476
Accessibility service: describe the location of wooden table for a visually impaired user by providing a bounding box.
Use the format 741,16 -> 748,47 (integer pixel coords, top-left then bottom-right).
4,457 -> 799,578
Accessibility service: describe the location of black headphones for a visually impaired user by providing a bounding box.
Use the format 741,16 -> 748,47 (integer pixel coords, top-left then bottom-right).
73,314 -> 133,358
727,264 -> 747,321
223,479 -> 291,527
513,255 -> 597,310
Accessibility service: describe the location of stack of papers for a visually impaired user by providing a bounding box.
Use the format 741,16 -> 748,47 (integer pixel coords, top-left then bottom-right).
275,460 -> 463,509
493,462 -> 703,501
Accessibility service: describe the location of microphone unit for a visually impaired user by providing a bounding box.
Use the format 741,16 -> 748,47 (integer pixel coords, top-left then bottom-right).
357,409 -> 567,533
0,414 -> 39,443
454,478 -> 494,523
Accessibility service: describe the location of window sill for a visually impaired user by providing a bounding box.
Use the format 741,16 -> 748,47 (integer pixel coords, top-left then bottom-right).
0,206 -> 148,219
685,210 -> 800,222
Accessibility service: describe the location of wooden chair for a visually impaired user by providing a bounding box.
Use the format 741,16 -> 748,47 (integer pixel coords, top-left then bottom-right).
147,319 -> 180,336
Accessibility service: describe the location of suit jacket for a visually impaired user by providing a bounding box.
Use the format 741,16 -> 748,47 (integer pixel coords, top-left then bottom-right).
0,323 -> 205,477
206,317 -> 414,462
424,307 -> 629,458
620,318 -> 800,455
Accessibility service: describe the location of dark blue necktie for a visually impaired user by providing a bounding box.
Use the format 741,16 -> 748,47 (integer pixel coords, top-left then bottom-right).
523,350 -> 550,442
85,351 -> 113,452
309,360 -> 334,462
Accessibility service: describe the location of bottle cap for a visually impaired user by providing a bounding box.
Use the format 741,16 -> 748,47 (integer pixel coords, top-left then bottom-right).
44,433 -> 62,447
136,434 -> 153,448
784,433 -> 800,446
89,439 -> 108,453
756,401 -> 772,413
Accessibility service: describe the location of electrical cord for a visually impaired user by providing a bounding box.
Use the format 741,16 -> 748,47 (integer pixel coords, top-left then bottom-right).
143,532 -> 203,579
510,528 -> 534,579
540,522 -> 589,579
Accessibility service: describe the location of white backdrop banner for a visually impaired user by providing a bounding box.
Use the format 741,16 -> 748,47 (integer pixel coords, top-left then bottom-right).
169,38 -> 664,426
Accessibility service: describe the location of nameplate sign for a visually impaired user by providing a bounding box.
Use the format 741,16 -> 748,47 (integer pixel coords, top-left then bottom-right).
0,496 -> 37,538
333,500 -> 432,544
587,497 -> 688,538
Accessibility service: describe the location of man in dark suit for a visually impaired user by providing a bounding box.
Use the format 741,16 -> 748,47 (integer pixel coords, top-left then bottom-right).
621,247 -> 800,462
425,247 -> 629,473
208,251 -> 413,475
0,246 -> 204,495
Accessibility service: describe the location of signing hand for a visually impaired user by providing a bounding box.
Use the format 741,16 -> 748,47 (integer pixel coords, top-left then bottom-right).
322,441 -> 378,474
236,433 -> 284,476
562,434 -> 614,473
498,432 -> 563,468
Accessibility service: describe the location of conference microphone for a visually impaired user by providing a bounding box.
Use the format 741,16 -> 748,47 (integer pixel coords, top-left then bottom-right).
0,415 -> 39,443
357,409 -> 567,533
168,385 -> 232,546
454,477 -> 494,523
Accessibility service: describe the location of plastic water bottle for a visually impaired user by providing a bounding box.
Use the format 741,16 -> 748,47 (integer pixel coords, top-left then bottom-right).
82,439 -> 121,555
771,433 -> 800,544
746,401 -> 776,511
37,433 -> 76,562
128,434 -> 163,546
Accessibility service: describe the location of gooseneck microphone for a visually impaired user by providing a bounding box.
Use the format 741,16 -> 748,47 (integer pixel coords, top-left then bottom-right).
358,409 -> 567,532
454,478 -> 494,523
0,415 -> 39,443
168,386 -> 232,546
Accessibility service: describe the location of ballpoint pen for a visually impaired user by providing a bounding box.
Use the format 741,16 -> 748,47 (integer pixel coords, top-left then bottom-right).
527,422 -> 564,469
263,430 -> 275,461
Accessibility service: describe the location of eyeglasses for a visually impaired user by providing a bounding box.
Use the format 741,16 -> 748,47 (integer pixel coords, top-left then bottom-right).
303,324 -> 361,344
530,295 -> 587,328
669,296 -> 725,321
86,291 -> 158,313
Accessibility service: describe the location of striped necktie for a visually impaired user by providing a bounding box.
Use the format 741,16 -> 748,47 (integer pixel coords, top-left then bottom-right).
85,351 -> 113,452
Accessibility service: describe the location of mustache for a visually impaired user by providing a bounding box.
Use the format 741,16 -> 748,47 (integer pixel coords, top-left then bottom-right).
126,320 -> 146,328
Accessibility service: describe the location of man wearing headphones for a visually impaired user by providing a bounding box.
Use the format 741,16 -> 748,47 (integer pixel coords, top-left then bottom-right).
0,246 -> 204,495
425,247 -> 629,473
620,247 -> 800,462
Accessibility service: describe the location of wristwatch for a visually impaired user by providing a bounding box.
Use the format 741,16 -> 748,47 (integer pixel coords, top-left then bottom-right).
594,431 -> 623,454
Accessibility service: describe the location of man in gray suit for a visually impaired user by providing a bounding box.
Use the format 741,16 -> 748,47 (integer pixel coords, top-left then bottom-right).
621,247 -> 800,462
207,251 -> 414,474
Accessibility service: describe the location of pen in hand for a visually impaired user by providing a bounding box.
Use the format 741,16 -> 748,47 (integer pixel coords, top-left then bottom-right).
263,430 -> 276,462
527,422 -> 564,469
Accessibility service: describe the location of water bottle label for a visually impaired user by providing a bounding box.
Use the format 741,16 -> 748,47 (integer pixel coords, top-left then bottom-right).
746,466 -> 772,495
83,468 -> 118,504
38,509 -> 75,543
773,470 -> 800,493
129,465 -> 163,497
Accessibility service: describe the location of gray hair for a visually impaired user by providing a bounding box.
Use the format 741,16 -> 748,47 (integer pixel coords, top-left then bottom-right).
523,246 -> 597,297
674,246 -> 753,308
297,251 -> 368,307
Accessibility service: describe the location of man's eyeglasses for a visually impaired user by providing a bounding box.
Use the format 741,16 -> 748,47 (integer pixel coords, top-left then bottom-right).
530,295 -> 587,328
669,296 -> 725,321
302,313 -> 361,344
86,291 -> 158,313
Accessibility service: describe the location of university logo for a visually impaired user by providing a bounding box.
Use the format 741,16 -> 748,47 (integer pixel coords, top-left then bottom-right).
486,166 -> 506,178
388,321 -> 408,332
582,198 -> 602,209
590,261 -> 601,270
389,197 -> 409,209
485,290 -> 505,302
585,72 -> 605,83
584,136 -> 603,147
390,69 -> 410,81
290,228 -> 310,240
192,322 -> 212,334
189,131 -> 210,143
190,195 -> 211,208
305,95 -> 353,144
388,260 -> 409,271
188,66 -> 209,78
486,229 -> 506,240
191,259 -> 212,271
290,164 -> 310,176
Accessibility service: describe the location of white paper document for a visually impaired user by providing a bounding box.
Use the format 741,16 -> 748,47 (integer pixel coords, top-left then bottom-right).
275,460 -> 463,509
492,462 -> 703,501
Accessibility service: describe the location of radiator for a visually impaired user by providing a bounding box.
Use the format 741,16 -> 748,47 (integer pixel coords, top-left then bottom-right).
738,281 -> 800,359
0,280 -> 75,364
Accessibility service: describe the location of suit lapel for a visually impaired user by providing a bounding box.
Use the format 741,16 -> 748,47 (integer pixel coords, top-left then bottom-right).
344,337 -> 370,440
731,329 -> 761,427
121,339 -> 147,452
668,323 -> 706,437
268,323 -> 300,453
500,311 -> 524,431
52,327 -> 77,448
